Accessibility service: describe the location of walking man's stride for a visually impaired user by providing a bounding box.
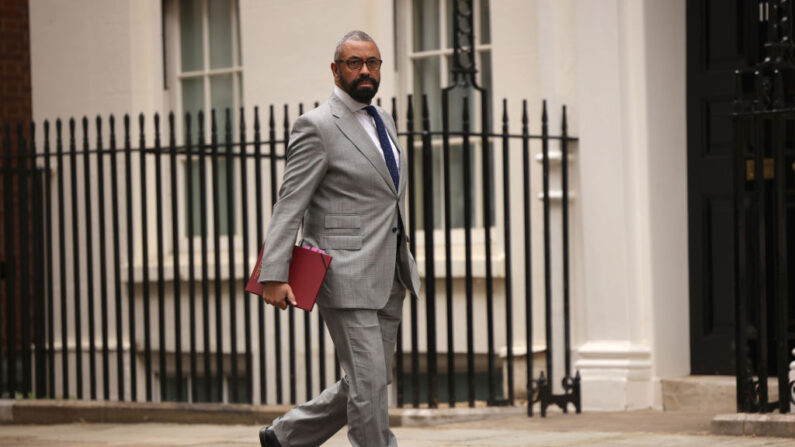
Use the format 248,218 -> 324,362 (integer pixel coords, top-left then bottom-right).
257,30 -> 421,447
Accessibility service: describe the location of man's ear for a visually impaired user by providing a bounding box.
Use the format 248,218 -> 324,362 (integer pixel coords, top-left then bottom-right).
330,62 -> 340,82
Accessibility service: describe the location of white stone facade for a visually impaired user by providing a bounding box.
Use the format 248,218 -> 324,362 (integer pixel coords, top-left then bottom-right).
27,0 -> 689,411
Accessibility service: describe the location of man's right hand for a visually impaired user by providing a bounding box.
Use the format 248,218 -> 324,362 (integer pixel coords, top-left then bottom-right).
262,281 -> 297,310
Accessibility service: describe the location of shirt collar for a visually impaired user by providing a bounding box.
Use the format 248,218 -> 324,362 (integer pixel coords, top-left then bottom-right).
333,85 -> 370,113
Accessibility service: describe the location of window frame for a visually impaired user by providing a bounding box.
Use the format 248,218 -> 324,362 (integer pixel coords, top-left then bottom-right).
165,0 -> 245,253
399,0 -> 498,267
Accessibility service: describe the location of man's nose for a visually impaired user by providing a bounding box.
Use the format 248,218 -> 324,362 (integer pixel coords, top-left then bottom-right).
359,63 -> 371,76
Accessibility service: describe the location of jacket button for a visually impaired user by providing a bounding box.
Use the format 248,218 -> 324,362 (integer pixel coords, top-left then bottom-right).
392,227 -> 397,233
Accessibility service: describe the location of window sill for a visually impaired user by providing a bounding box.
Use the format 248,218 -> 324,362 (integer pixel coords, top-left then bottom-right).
414,245 -> 506,279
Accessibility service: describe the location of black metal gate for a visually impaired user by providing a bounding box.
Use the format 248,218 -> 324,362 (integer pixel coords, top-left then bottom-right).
733,0 -> 795,414
0,96 -> 579,416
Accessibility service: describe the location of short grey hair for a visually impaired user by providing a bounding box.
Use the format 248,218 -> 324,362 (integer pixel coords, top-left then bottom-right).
334,30 -> 377,60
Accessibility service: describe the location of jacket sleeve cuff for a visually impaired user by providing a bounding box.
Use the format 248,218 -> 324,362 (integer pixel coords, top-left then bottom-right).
258,262 -> 290,283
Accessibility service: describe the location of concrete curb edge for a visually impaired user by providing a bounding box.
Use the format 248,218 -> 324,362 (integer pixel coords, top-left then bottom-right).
0,399 -> 526,428
712,413 -> 795,438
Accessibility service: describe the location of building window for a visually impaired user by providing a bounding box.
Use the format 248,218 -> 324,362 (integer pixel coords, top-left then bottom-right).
407,0 -> 493,230
176,0 -> 243,237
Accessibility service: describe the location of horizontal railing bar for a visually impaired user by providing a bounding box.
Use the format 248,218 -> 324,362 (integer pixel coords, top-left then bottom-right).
0,132 -> 578,162
0,147 -> 289,160
398,130 -> 578,141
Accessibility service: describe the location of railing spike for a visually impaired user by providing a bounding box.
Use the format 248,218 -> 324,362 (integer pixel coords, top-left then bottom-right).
542,99 -> 548,123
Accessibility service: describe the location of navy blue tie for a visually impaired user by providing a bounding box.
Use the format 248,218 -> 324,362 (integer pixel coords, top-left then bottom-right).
365,105 -> 399,191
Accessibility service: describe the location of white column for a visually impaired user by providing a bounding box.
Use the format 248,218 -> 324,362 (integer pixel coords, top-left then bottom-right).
642,0 -> 689,408
572,0 -> 688,411
573,0 -> 654,410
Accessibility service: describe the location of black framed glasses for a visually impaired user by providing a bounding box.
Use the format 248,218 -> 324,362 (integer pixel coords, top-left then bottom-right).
335,57 -> 383,71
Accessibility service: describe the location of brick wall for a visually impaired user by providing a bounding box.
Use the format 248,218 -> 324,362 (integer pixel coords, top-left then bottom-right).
0,0 -> 32,133
0,0 -> 32,390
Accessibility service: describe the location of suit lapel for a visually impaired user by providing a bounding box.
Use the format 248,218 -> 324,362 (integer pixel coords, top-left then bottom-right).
330,95 -> 397,195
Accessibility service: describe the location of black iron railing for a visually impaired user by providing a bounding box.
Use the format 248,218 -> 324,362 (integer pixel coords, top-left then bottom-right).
0,94 -> 578,415
732,0 -> 795,414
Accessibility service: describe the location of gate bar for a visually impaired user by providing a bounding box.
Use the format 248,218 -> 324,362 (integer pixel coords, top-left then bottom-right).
239,107 -> 253,404
80,117 -> 96,400
501,99 -> 515,405
284,105 -> 297,406
57,119 -> 69,399
18,124 -> 31,398
109,116 -> 124,401
421,94 -> 438,408
139,114 -> 153,402
169,112 -> 184,402
462,98 -> 475,408
224,109 -> 239,402
481,91 -> 496,405
96,116 -> 111,401
211,110 -> 223,402
44,120 -> 55,399
69,118 -> 84,399
198,110 -> 211,402
255,106 -> 267,404
268,106 -> 282,404
186,112 -> 199,403
33,157 -> 47,399
155,114 -> 167,402
521,100 -> 534,416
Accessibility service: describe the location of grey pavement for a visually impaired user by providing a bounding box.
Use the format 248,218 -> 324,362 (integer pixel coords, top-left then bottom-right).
2,411 -> 795,447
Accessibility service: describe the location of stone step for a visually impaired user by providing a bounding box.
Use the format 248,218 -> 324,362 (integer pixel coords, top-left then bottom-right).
662,375 -> 780,413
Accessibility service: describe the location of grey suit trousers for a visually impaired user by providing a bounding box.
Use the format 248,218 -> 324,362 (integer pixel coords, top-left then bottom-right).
271,275 -> 405,447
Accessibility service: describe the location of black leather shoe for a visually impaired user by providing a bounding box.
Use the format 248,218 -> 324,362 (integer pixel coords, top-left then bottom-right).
259,426 -> 281,447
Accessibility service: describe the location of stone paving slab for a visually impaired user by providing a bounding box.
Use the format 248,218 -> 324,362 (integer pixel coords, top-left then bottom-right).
2,423 -> 795,447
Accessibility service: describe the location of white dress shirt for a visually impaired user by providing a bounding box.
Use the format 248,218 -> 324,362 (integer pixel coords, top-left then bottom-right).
333,85 -> 400,167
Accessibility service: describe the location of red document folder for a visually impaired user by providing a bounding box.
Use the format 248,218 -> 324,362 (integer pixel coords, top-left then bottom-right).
245,243 -> 332,312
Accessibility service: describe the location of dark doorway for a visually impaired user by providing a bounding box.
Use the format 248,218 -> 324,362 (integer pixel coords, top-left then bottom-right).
686,0 -> 763,374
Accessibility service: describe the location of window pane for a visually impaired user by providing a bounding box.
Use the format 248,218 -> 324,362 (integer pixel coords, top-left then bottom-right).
413,0 -> 440,52
412,58 -> 442,230
480,50 -> 493,132
182,77 -> 205,141
480,0 -> 491,45
211,74 -> 234,142
209,0 -> 234,69
413,57 -> 441,132
211,74 -> 235,235
182,77 -> 205,237
180,0 -> 204,72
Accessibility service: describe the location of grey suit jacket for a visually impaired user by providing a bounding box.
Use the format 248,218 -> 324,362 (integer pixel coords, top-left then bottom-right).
258,94 -> 421,309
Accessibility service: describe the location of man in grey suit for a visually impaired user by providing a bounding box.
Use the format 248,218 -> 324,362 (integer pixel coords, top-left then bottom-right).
257,30 -> 421,447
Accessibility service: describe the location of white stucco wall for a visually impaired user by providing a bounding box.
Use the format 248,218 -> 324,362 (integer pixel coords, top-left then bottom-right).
239,0 -> 397,110
29,0 -> 163,123
27,0 -> 691,410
